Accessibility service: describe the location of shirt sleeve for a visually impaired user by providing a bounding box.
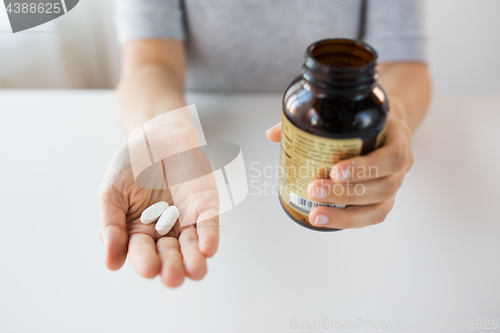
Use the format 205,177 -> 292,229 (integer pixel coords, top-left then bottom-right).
114,0 -> 186,44
364,0 -> 427,63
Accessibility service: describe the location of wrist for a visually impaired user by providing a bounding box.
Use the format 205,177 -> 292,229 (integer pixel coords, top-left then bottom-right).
118,96 -> 189,135
138,104 -> 202,149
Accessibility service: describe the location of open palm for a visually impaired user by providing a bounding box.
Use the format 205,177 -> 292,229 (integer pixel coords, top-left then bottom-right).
99,142 -> 219,288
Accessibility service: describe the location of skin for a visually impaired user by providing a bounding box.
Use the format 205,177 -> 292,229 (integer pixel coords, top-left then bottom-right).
99,40 -> 219,287
99,39 -> 431,287
100,143 -> 218,287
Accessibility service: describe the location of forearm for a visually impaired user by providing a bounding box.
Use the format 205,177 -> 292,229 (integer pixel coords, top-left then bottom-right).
117,65 -> 186,134
379,62 -> 432,131
116,40 -> 190,135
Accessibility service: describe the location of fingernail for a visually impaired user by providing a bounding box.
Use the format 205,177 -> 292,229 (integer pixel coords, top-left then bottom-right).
331,166 -> 351,182
313,214 -> 329,225
308,183 -> 327,199
268,122 -> 281,131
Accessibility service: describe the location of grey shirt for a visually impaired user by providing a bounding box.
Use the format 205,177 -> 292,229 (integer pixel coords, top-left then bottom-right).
115,0 -> 427,92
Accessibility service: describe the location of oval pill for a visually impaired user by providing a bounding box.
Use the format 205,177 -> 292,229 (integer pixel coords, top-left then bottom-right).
155,206 -> 179,236
140,201 -> 169,224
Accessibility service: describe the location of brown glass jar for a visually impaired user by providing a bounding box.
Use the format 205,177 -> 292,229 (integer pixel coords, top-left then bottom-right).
278,38 -> 389,231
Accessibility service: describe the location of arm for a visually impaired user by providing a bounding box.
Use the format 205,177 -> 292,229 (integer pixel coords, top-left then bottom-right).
116,39 -> 190,134
99,40 -> 219,287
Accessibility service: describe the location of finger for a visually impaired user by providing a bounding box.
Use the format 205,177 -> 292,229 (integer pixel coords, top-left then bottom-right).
179,226 -> 208,281
99,191 -> 128,271
330,117 -> 412,183
128,233 -> 161,279
308,196 -> 396,229
197,216 -> 219,258
307,171 -> 405,205
266,122 -> 281,142
157,237 -> 185,288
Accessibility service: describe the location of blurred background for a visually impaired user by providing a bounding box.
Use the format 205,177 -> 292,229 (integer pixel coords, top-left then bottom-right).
0,0 -> 499,93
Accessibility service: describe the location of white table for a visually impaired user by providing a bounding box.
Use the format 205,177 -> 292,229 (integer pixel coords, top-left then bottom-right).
0,91 -> 499,333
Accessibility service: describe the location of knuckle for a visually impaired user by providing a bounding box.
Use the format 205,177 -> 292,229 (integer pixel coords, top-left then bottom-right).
401,121 -> 413,138
98,184 -> 115,205
392,145 -> 407,170
179,236 -> 197,247
331,208 -> 353,229
407,151 -> 415,171
340,215 -> 353,229
376,200 -> 394,224
375,209 -> 388,225
157,238 -> 179,252
383,200 -> 393,216
383,175 -> 399,199
342,186 -> 353,206
179,228 -> 198,247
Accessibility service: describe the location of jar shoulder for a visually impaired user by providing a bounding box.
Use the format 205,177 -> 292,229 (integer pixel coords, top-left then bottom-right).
283,78 -> 389,137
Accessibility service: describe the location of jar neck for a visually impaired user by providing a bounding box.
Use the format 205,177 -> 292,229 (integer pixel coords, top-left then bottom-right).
301,38 -> 379,93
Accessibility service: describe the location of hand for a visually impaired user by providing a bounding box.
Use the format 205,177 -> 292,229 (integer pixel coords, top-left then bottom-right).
99,128 -> 219,287
266,103 -> 413,229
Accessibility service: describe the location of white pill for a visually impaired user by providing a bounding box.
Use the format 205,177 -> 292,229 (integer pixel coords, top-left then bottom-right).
140,201 -> 169,224
155,206 -> 179,236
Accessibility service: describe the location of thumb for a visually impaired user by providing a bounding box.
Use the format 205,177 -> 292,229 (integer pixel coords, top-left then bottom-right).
266,122 -> 281,143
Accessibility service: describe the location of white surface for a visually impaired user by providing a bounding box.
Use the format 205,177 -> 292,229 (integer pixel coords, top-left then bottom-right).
141,202 -> 169,225
0,91 -> 499,332
426,0 -> 500,94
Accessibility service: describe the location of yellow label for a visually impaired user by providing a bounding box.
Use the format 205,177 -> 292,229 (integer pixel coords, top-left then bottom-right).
278,115 -> 363,216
